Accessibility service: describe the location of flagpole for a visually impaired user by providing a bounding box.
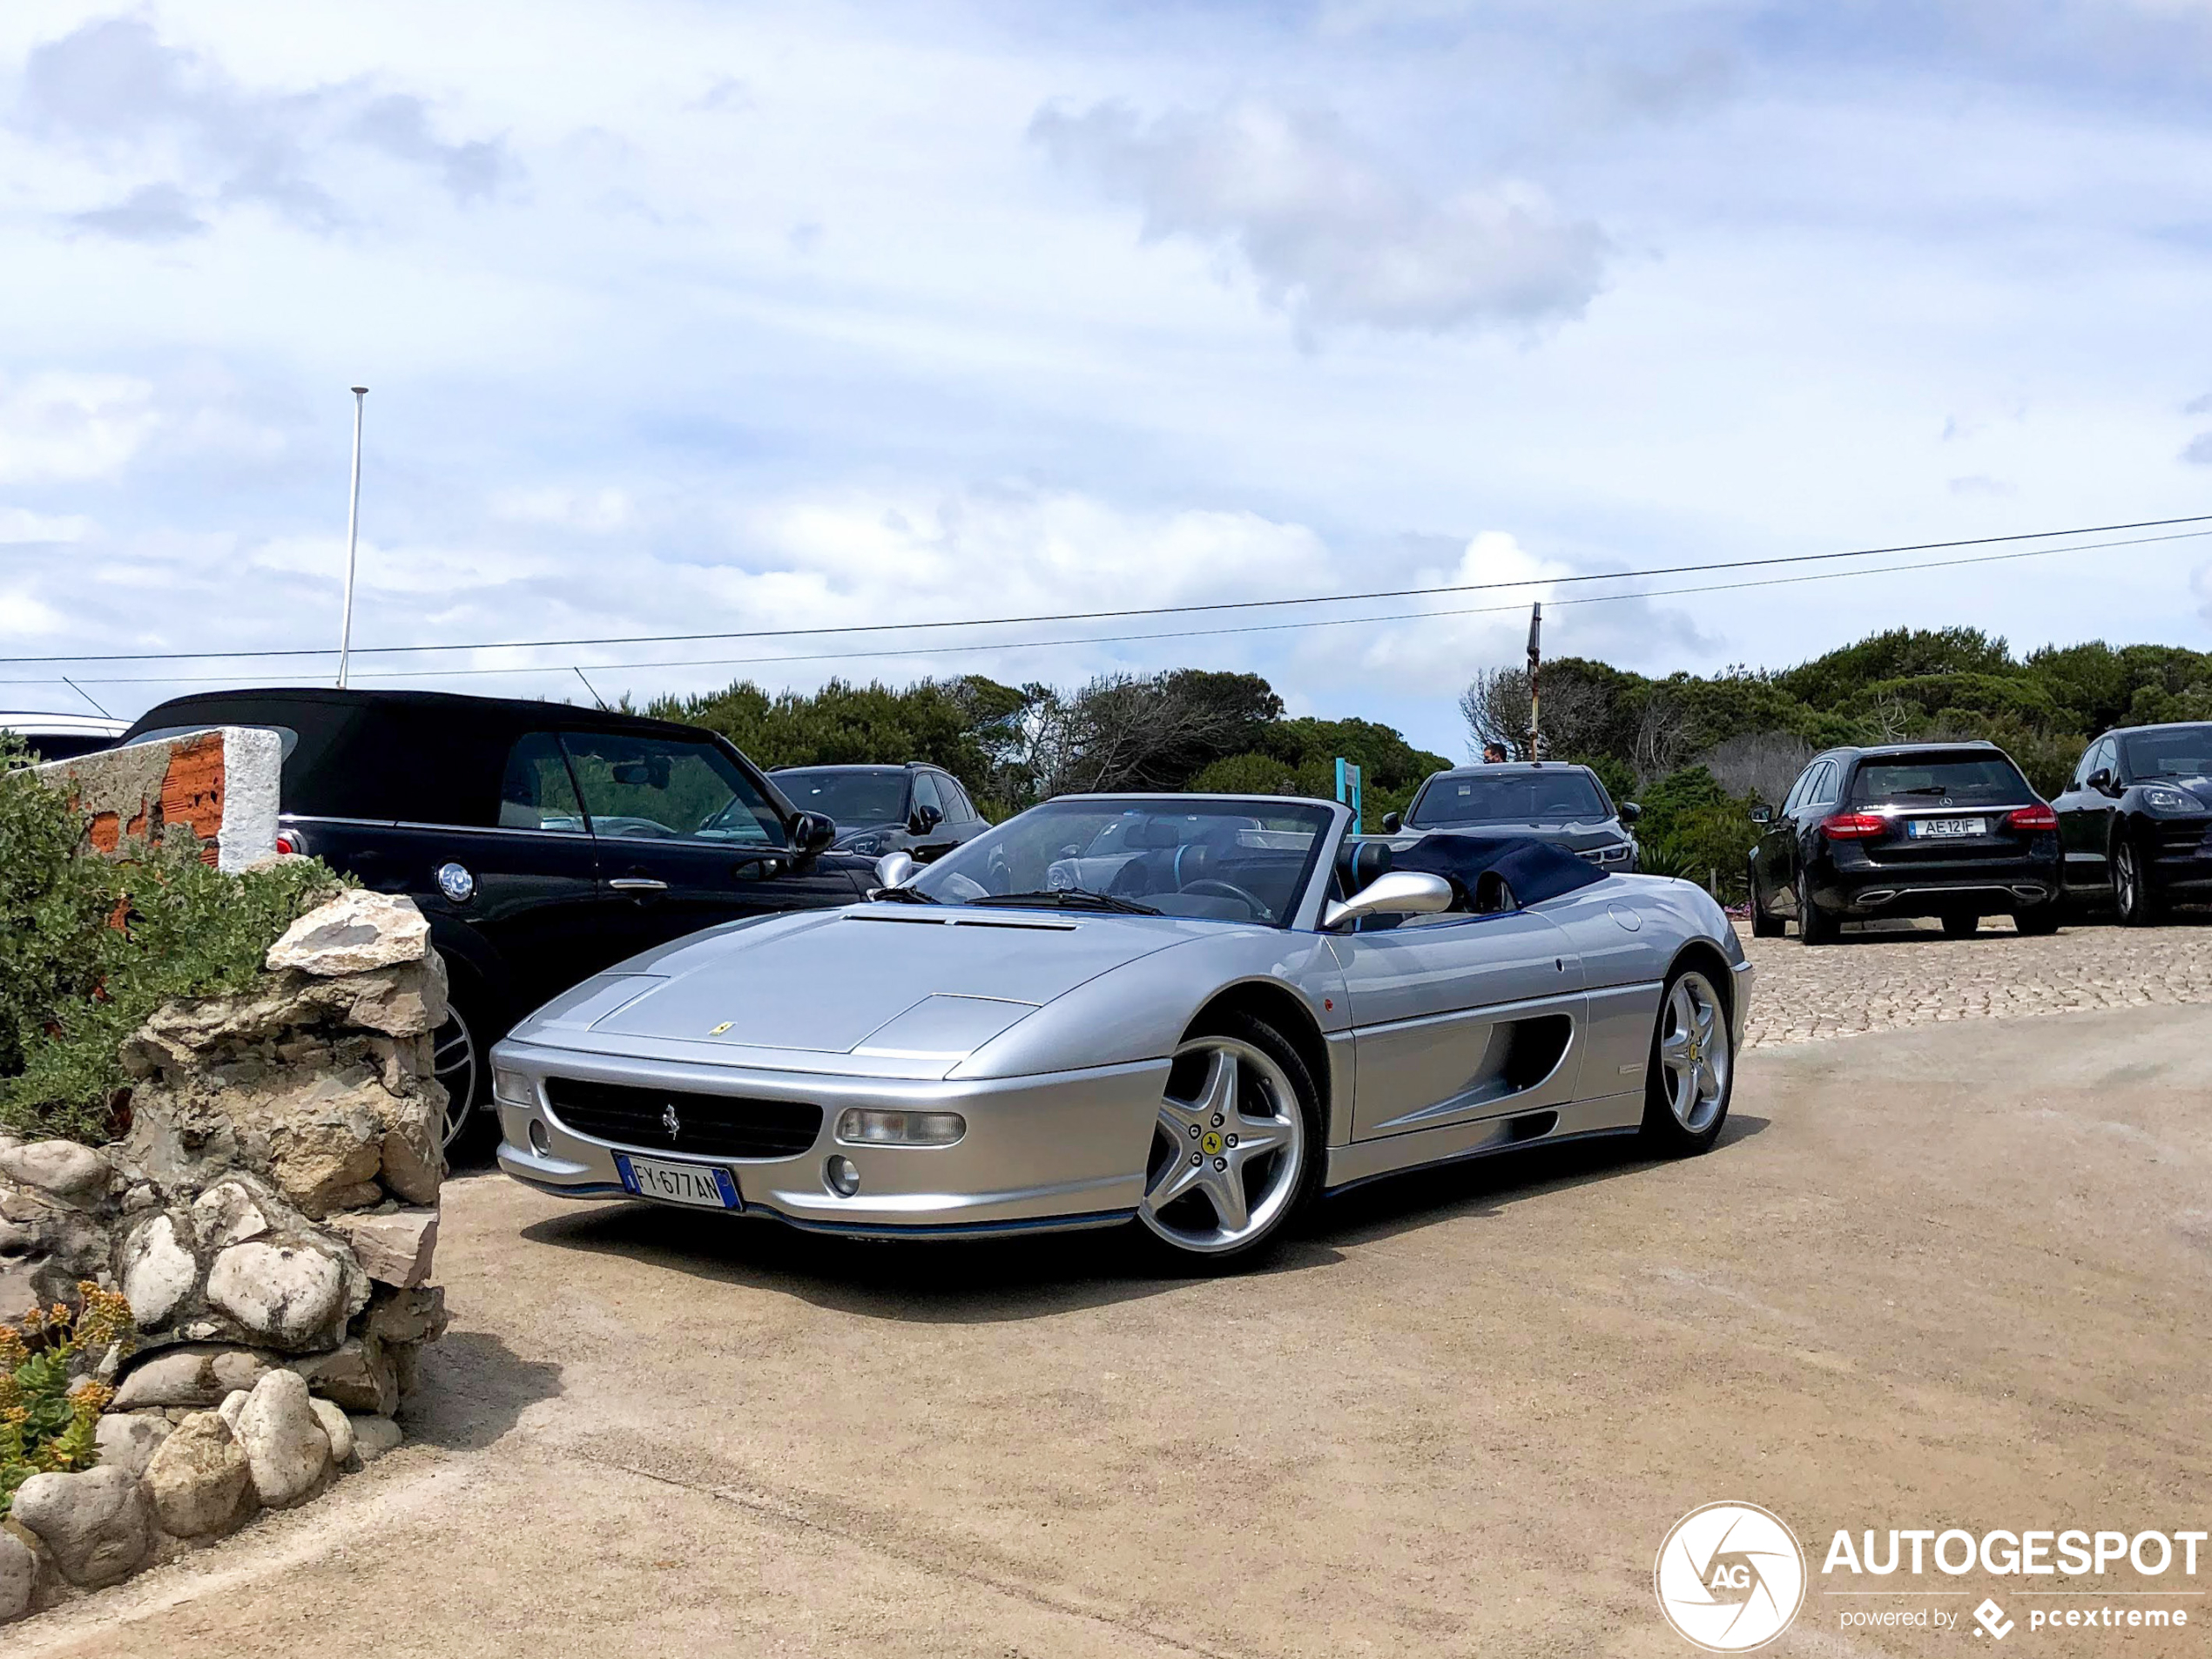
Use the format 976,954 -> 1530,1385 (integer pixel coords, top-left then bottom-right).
337,386 -> 368,688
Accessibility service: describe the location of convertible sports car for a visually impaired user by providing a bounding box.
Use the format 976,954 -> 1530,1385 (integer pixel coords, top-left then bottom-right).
492,794 -> 1753,1264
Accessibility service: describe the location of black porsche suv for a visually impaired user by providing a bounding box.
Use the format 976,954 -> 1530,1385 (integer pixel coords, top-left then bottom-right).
120,690 -> 876,1147
2051,721 -> 2212,924
1746,741 -> 2062,943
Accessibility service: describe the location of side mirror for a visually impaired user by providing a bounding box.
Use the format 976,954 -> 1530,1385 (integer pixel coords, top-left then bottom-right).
1749,804 -> 1773,826
1323,870 -> 1454,930
1380,811 -> 1402,833
1619,802 -> 1642,825
792,811 -> 836,853
873,851 -> 917,889
908,803 -> 945,835
2087,768 -> 2115,796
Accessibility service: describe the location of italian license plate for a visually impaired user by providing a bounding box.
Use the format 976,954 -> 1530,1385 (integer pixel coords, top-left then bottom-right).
615,1154 -> 741,1211
1908,817 -> 1987,839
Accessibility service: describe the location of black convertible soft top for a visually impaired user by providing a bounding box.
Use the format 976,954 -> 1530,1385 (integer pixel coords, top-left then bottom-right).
1339,831 -> 1608,910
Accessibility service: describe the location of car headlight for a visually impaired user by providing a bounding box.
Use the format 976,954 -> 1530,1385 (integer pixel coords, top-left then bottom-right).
834,1108 -> 966,1147
493,1068 -> 535,1108
2140,786 -> 2204,816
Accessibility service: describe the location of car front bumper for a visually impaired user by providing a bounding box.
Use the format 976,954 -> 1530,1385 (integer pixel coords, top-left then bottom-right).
490,1036 -> 1167,1238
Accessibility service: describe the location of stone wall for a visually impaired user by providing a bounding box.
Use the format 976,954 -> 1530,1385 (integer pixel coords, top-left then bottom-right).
0,890 -> 448,1622
33,726 -> 280,873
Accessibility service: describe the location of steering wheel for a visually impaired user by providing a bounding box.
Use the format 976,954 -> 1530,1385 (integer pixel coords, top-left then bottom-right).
1179,879 -> 1273,922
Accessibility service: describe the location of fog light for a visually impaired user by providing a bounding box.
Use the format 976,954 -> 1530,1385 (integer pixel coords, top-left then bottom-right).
493,1069 -> 533,1108
825,1155 -> 861,1197
528,1119 -> 550,1157
833,1108 -> 966,1147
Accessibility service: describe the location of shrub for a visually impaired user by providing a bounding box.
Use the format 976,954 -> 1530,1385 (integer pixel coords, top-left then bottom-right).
0,735 -> 349,1143
0,1284 -> 135,1515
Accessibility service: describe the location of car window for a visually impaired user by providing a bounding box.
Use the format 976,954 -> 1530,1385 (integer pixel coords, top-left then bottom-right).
1850,755 -> 2031,806
1404,770 -> 1608,827
774,768 -> 909,825
499,734 -> 587,833
561,732 -> 786,846
912,771 -> 943,819
1781,766 -> 1811,815
944,779 -> 978,823
2121,725 -> 2212,781
2070,743 -> 2100,791
1803,762 -> 1835,808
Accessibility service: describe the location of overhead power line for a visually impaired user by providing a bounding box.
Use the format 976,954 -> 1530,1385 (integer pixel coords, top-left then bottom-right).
10,527 -> 2204,689
0,511 -> 2207,669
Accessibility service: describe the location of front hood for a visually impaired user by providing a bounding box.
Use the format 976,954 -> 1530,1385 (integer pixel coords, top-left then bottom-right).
553,905 -> 1202,1057
1411,820 -> 1625,853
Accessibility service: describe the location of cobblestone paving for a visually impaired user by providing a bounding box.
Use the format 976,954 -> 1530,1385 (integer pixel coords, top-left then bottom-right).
1737,914 -> 2212,1049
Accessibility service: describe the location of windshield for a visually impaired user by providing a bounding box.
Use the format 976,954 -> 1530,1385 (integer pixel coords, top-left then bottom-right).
1851,755 -> 2031,806
907,799 -> 1336,926
2121,726 -> 2212,780
775,768 -> 910,826
1407,771 -> 1609,827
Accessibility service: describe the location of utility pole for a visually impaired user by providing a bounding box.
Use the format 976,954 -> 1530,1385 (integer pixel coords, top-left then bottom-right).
337,386 -> 368,688
1525,601 -> 1542,761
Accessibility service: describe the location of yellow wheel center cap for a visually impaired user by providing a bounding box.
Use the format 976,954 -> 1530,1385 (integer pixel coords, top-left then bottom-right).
1201,1130 -> 1225,1157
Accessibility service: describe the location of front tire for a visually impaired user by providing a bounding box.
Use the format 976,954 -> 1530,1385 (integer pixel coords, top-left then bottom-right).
1136,1012 -> 1323,1270
2113,841 -> 2164,927
1640,965 -> 1733,1157
1748,855 -> 1783,938
433,1000 -> 489,1155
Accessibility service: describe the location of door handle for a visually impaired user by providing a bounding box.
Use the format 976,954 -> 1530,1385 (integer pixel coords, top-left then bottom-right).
610,877 -> 668,894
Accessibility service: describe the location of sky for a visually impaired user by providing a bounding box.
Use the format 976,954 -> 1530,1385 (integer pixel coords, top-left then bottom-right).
2,0 -> 2210,759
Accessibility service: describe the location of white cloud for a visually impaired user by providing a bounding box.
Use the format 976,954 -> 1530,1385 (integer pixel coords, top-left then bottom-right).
0,507 -> 92,543
0,590 -> 65,638
1029,99 -> 1609,339
0,373 -> 158,484
491,487 -> 636,533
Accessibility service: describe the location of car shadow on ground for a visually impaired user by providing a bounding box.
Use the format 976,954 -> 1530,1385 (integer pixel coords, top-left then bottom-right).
512,1116 -> 1769,1322
401,1330 -> 565,1451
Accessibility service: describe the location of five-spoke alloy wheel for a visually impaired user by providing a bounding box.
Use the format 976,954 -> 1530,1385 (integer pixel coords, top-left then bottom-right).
433,1006 -> 482,1153
1139,1015 -> 1318,1264
1642,966 -> 1732,1155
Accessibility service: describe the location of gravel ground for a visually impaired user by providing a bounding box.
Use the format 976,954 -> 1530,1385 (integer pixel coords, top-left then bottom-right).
12,1000 -> 2209,1658
1740,912 -> 2212,1049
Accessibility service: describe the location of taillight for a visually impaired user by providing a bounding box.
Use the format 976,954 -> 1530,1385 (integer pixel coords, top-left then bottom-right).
1819,812 -> 1886,840
2005,803 -> 2058,832
273,828 -> 304,856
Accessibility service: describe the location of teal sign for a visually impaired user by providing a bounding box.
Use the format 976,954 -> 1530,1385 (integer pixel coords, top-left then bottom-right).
1335,757 -> 1363,834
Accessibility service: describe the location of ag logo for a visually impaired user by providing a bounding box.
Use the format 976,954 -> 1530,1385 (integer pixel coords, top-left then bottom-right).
1654,1502 -> 1806,1652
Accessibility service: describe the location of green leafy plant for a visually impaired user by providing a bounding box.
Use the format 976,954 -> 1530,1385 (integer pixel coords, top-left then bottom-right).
0,1284 -> 135,1515
0,734 -> 349,1143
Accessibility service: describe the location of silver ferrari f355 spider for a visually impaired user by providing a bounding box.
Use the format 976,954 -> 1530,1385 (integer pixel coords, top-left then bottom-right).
492,793 -> 1752,1265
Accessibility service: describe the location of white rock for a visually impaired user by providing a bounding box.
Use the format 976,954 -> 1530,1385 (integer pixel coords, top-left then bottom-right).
120,1213 -> 198,1329
334,1208 -> 438,1287
217,1388 -> 250,1432
266,891 -> 428,977
348,1413 -> 402,1463
144,1410 -> 254,1540
206,1240 -> 347,1349
191,1180 -> 273,1249
10,1466 -> 154,1588
111,1344 -> 275,1410
0,1141 -> 109,1201
94,1412 -> 172,1480
234,1369 -> 329,1507
0,1531 -> 31,1623
309,1397 -> 354,1465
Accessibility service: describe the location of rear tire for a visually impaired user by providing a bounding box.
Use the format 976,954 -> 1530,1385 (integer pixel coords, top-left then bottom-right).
2012,904 -> 2061,936
1796,873 -> 1837,946
1748,856 -> 1783,938
1640,965 -> 1733,1157
1941,914 -> 1979,939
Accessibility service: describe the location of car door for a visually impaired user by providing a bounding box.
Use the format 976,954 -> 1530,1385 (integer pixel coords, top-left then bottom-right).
1757,764 -> 1815,914
559,726 -> 863,959
2055,738 -> 2116,894
1329,908 -> 1586,1141
1789,759 -> 1839,901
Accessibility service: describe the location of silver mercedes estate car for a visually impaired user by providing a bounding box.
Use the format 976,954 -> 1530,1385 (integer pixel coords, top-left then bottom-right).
492,793 -> 1752,1265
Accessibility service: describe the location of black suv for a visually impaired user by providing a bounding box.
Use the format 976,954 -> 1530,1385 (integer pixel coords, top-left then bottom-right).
1746,741 -> 2061,943
1384,763 -> 1641,870
120,690 -> 875,1146
770,763 -> 990,861
2051,721 -> 2212,925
